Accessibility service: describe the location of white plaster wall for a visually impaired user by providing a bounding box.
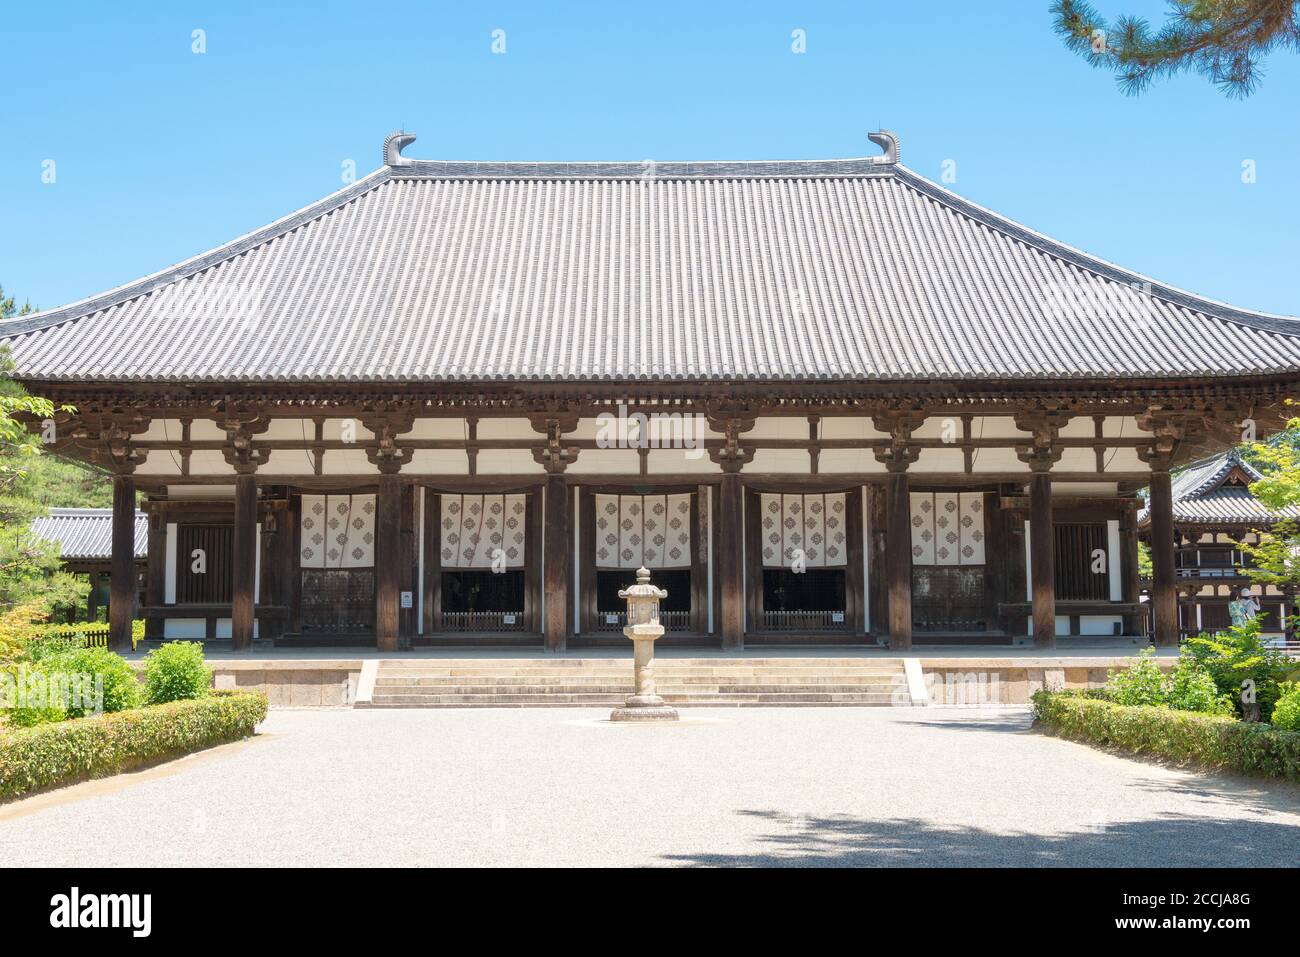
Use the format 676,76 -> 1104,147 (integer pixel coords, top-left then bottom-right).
188,451 -> 236,475
166,485 -> 235,498
1055,447 -> 1098,472
135,450 -> 184,476
321,450 -> 377,474
1053,482 -> 1120,495
819,417 -> 888,440
818,449 -> 884,473
163,618 -> 205,639
476,417 -> 536,440
748,417 -> 811,440
571,449 -> 641,474
1104,448 -> 1147,471
260,419 -> 314,441
646,449 -> 717,474
474,449 -> 545,474
910,448 -> 966,473
322,418 -> 375,441
971,416 -> 1032,439
969,447 -> 1024,472
189,420 -> 227,441
1080,615 -> 1123,636
748,449 -> 812,472
407,418 -> 468,440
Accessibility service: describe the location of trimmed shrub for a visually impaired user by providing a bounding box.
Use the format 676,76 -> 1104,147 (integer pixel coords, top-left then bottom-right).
2,663 -> 59,727
1032,690 -> 1300,780
1272,685 -> 1300,733
1165,654 -> 1235,716
1105,648 -> 1167,707
0,690 -> 268,801
1185,619 -> 1295,721
38,646 -> 140,718
144,641 -> 213,704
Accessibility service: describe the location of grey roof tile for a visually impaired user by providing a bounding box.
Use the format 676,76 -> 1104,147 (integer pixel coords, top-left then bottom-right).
4,152 -> 1300,383
1140,449 -> 1300,526
29,508 -> 148,560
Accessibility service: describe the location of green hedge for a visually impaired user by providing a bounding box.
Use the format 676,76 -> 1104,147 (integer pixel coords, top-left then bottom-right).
1033,690 -> 1300,781
0,690 -> 268,801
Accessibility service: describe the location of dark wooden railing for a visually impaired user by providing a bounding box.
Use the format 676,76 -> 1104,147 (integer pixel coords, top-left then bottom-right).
760,609 -> 847,632
440,611 -> 528,632
593,610 -> 692,633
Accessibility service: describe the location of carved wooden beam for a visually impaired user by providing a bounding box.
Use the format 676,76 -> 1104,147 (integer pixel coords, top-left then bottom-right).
215,413 -> 272,475
64,410 -> 153,475
1135,407 -> 1207,471
360,410 -> 416,475
870,409 -> 925,473
1013,409 -> 1072,473
529,411 -> 580,474
705,410 -> 756,474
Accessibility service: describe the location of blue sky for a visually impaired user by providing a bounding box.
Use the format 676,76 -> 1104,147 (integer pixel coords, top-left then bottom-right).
2,1 -> 1298,315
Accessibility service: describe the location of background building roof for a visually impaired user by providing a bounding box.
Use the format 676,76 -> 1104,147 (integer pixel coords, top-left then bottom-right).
29,508 -> 148,561
1139,449 -> 1300,527
5,133 -> 1300,384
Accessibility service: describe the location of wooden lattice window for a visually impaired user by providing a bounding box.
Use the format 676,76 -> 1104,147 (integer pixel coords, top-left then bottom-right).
1054,523 -> 1108,601
176,524 -> 233,603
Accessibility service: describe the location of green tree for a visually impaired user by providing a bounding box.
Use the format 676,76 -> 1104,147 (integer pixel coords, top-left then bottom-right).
0,285 -> 91,619
1053,0 -> 1300,97
1242,408 -> 1300,633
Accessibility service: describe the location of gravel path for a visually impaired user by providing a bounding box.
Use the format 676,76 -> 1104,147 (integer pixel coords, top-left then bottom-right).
2,707 -> 1297,867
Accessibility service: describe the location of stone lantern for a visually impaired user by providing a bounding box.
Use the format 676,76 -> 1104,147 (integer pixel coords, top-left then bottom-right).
610,567 -> 679,722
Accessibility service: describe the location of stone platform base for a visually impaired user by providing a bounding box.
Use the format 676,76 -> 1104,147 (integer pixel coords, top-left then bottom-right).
128,652 -> 1177,709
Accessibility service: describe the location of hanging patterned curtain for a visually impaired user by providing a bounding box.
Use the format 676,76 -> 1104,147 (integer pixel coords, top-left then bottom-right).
759,492 -> 848,568
440,494 -> 528,569
593,493 -> 692,569
909,492 -> 985,566
300,494 -> 376,569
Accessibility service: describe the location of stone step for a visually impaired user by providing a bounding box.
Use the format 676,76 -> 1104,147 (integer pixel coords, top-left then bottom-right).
363,691 -> 904,707
374,672 -> 906,686
374,658 -> 905,670
363,658 -> 913,708
373,683 -> 903,696
371,670 -> 904,686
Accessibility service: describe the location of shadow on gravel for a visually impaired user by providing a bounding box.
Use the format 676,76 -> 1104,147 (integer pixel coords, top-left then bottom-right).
664,810 -> 1300,867
891,713 -> 1033,734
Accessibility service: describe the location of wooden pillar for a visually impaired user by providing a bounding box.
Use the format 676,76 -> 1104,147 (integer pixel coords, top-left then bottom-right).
1148,469 -> 1178,647
1283,586 -> 1296,646
543,474 -> 570,652
885,471 -> 912,650
1029,471 -> 1055,648
231,473 -> 258,650
376,473 -> 402,652
108,475 -> 136,652
718,473 -> 745,649
1121,509 -> 1142,637
87,571 -> 101,623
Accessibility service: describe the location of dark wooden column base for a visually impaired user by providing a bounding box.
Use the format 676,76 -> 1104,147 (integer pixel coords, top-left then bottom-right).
376,473 -> 402,652
231,473 -> 258,650
718,473 -> 745,649
543,474 -> 571,652
885,471 -> 912,650
1029,471 -> 1056,648
1148,469 -> 1178,647
109,475 -> 137,652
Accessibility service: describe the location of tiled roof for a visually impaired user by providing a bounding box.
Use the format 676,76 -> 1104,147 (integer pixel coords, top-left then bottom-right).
29,508 -> 148,560
4,133 -> 1300,383
1140,449 -> 1300,526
